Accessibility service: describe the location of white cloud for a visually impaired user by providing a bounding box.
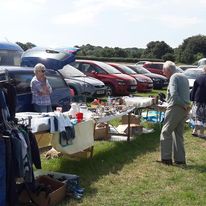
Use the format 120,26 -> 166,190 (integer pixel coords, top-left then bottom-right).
52,0 -> 145,25
53,5 -> 102,25
158,15 -> 202,29
0,0 -> 47,12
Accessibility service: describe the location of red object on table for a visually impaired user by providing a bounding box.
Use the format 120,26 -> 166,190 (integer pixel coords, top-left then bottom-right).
76,112 -> 83,122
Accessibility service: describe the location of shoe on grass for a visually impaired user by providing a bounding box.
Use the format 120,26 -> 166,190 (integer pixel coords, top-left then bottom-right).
156,159 -> 173,166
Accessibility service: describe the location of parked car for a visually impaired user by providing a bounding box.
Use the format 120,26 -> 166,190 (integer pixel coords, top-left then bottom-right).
21,46 -> 80,70
197,58 -> 206,67
178,65 -> 197,71
108,63 -> 153,92
0,42 -> 23,66
127,65 -> 168,89
70,60 -> 137,96
143,61 -> 183,76
143,61 -> 164,75
0,66 -> 71,112
135,61 -> 149,65
183,68 -> 204,88
58,64 -> 107,99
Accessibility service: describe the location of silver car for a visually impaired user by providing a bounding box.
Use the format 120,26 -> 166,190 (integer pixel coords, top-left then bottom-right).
58,64 -> 107,100
183,68 -> 204,88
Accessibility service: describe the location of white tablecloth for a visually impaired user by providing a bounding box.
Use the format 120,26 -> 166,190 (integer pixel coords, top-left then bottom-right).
51,120 -> 94,155
123,96 -> 153,108
15,112 -> 95,155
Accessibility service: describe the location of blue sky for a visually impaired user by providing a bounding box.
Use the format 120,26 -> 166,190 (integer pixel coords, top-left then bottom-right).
1,0 -> 206,48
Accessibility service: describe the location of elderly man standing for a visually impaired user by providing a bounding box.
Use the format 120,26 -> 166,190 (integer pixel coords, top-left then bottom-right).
158,61 -> 190,166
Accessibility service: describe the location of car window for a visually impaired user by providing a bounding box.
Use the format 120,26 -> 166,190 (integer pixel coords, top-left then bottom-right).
92,65 -> 107,74
81,63 -> 95,73
117,65 -> 136,74
70,62 -> 80,68
0,50 -> 22,66
130,66 -> 150,74
151,64 -> 163,70
47,73 -> 68,89
59,65 -> 86,77
96,61 -> 121,74
10,73 -> 33,94
7,71 -> 68,94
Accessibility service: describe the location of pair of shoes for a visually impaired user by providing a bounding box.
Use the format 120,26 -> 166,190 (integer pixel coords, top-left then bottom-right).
156,159 -> 173,165
174,161 -> 186,165
192,133 -> 198,137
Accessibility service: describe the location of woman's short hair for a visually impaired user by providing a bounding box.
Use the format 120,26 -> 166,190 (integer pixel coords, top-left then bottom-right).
163,61 -> 176,73
34,63 -> 46,74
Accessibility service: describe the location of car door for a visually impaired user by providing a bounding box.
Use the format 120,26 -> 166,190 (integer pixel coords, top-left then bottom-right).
46,72 -> 71,111
79,63 -> 108,82
9,72 -> 33,112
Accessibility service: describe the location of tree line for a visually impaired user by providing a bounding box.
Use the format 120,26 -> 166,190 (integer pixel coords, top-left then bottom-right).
17,35 -> 206,64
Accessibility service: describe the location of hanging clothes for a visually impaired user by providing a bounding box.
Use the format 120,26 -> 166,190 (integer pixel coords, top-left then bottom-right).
0,137 -> 6,206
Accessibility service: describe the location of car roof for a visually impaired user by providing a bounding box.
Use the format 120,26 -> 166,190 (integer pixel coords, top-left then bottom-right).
0,42 -> 23,51
185,67 -> 203,71
75,59 -> 101,64
0,66 -> 58,74
144,61 -> 164,64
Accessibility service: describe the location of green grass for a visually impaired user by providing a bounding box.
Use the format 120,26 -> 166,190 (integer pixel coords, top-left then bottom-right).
41,126 -> 206,206
40,90 -> 206,206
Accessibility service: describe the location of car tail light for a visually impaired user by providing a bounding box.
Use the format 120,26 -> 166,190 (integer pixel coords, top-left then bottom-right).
70,88 -> 75,96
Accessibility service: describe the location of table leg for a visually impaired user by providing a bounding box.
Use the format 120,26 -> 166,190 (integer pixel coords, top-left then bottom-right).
127,112 -> 131,142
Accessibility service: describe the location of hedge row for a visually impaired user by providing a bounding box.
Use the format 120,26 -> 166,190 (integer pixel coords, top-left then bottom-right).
76,56 -> 163,63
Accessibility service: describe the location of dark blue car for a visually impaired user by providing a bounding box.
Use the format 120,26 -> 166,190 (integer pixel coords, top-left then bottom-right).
0,66 -> 71,112
21,47 -> 80,70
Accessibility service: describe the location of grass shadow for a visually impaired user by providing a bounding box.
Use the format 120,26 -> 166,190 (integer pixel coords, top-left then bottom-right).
44,124 -> 161,197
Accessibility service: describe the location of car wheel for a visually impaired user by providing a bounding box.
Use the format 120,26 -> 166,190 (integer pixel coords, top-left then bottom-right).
105,84 -> 114,96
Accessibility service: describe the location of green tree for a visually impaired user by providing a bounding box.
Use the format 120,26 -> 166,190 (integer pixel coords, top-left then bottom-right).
16,42 -> 36,51
162,53 -> 175,62
142,41 -> 174,59
176,35 -> 206,64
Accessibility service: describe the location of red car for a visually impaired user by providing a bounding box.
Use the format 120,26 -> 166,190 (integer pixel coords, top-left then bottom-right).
70,60 -> 137,96
108,63 -> 153,92
143,61 -> 184,77
143,62 -> 164,75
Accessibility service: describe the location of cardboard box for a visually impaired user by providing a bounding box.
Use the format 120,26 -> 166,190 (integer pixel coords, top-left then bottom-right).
64,147 -> 93,159
35,132 -> 53,148
122,114 -> 140,125
94,123 -> 111,140
116,124 -> 143,136
19,175 -> 66,206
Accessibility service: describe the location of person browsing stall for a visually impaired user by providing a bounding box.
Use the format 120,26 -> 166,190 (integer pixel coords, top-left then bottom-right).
158,61 -> 190,165
190,65 -> 206,138
30,63 -> 53,113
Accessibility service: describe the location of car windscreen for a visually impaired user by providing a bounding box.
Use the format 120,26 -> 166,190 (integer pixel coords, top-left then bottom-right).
117,65 -> 136,75
96,61 -> 121,74
59,65 -> 86,78
131,66 -> 150,74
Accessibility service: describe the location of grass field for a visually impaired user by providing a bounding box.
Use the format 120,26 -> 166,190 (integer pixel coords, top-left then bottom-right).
41,90 -> 206,206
